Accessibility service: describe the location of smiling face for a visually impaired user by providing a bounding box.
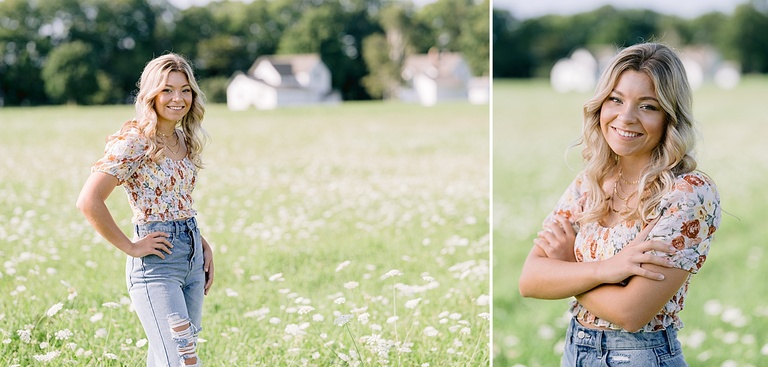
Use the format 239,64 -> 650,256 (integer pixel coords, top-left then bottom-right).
154,71 -> 193,126
600,70 -> 666,165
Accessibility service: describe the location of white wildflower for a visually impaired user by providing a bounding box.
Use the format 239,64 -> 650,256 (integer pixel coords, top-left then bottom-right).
478,312 -> 490,321
405,298 -> 422,309
268,273 -> 284,282
244,307 -> 270,319
335,260 -> 351,272
423,326 -> 439,337
298,306 -> 315,315
94,328 -> 107,338
103,352 -> 118,360
102,302 -> 120,309
358,313 -> 370,325
225,288 -> 239,297
334,314 -> 353,326
386,316 -> 399,324
343,281 -> 359,289
55,329 -> 73,340
90,312 -> 103,323
45,303 -> 63,317
312,314 -> 324,322
284,324 -> 306,336
136,339 -> 148,348
380,269 -> 403,280
334,297 -> 346,305
33,351 -> 60,362
476,294 -> 489,306
17,329 -> 32,344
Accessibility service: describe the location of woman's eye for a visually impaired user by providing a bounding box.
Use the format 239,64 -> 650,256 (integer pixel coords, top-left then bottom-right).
608,97 -> 621,104
641,104 -> 659,111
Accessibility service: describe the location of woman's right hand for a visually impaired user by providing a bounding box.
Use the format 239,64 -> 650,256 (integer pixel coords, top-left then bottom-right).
127,232 -> 173,259
598,219 -> 674,283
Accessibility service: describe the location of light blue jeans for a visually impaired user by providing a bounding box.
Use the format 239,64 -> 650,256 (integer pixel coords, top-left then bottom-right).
127,217 -> 205,367
562,318 -> 688,366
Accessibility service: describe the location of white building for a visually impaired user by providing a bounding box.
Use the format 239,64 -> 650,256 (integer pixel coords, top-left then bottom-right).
399,50 -> 479,106
226,53 -> 340,110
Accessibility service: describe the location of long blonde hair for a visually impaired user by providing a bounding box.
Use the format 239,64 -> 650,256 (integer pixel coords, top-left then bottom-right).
116,53 -> 208,168
578,43 -> 698,224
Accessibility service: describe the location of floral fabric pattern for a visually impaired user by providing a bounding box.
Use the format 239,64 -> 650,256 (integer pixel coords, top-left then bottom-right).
92,127 -> 198,224
545,171 -> 721,332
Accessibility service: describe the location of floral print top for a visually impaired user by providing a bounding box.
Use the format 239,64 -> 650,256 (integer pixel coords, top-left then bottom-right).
545,171 -> 721,332
92,127 -> 198,224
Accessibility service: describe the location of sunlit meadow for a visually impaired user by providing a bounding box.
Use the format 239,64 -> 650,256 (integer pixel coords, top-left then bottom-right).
493,77 -> 768,366
0,101 -> 489,366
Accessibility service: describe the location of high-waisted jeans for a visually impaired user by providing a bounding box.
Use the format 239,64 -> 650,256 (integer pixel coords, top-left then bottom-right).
562,317 -> 688,366
127,217 -> 205,367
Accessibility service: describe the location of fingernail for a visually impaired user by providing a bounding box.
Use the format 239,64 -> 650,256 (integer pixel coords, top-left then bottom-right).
658,274 -> 665,280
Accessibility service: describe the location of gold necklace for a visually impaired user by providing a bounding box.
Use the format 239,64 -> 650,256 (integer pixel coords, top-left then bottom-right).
611,168 -> 636,213
618,169 -> 640,185
159,131 -> 181,155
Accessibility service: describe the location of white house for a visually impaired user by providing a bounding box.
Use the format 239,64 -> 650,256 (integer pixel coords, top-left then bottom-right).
550,45 -> 741,93
226,53 -> 340,110
399,50 -> 475,106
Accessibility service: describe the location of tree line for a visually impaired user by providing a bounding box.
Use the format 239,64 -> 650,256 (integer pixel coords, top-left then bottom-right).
0,0 -> 489,106
493,1 -> 768,78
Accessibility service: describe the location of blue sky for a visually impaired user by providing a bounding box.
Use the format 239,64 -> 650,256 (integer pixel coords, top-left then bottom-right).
493,0 -> 748,19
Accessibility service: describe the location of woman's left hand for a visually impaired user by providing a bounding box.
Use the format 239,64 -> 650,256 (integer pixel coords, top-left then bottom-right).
534,215 -> 577,262
202,243 -> 214,295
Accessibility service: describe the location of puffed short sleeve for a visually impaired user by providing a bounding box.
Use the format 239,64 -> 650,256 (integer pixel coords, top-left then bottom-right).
91,129 -> 148,185
543,173 -> 586,233
647,173 -> 721,273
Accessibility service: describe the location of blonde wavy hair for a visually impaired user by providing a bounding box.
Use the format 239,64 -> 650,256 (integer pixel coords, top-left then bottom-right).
577,43 -> 698,225
115,53 -> 208,169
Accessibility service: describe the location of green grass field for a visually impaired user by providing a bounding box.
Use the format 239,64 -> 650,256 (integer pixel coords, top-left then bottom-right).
0,101 -> 490,366
493,77 -> 768,366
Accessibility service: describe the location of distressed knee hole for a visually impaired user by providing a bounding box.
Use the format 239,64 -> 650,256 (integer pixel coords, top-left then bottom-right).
168,313 -> 201,367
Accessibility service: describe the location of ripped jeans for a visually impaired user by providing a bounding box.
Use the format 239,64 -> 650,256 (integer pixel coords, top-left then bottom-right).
562,317 -> 688,367
127,217 -> 205,367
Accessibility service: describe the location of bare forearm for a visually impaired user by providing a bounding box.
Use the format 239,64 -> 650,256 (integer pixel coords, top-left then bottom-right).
78,197 -> 133,254
575,265 -> 689,331
519,251 -> 604,300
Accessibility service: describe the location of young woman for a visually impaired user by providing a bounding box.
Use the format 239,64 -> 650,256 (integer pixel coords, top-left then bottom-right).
518,43 -> 721,366
77,53 -> 214,367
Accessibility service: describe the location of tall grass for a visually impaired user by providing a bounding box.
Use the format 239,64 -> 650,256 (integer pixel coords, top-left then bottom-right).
0,101 -> 490,366
492,77 -> 768,366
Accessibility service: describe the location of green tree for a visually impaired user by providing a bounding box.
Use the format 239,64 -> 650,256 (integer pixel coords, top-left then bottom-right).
416,0 -> 474,51
278,2 -> 376,100
728,2 -> 768,73
492,9 -> 534,78
458,0 -> 490,76
0,0 -> 49,105
361,33 -> 400,99
41,41 -> 98,104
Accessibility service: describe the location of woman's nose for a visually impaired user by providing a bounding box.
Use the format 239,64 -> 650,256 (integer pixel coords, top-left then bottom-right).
617,104 -> 638,123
